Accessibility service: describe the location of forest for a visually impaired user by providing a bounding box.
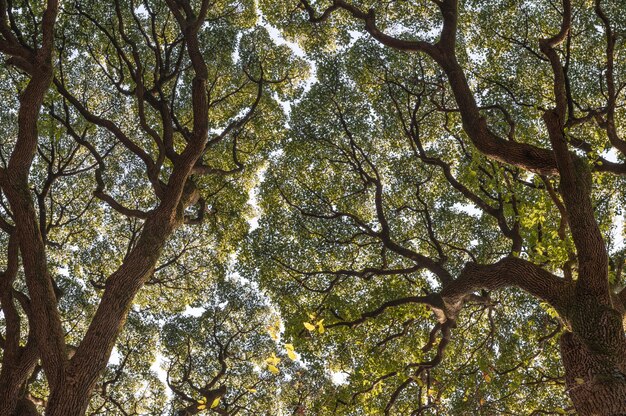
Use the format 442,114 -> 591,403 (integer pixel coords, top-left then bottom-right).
1,0 -> 626,415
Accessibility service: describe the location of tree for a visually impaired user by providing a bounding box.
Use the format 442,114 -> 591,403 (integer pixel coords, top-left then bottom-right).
0,0 -> 304,414
250,0 -> 626,414
3,0 -> 626,415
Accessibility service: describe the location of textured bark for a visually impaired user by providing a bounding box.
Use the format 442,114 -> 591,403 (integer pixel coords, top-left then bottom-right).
0,0 -> 623,413
561,331 -> 626,415
439,258 -> 626,415
436,54 -> 558,175
2,64 -> 67,391
43,203 -> 190,415
0,346 -> 38,416
431,255 -> 626,416
0,2 -> 62,412
441,257 -> 573,317
12,398 -> 40,416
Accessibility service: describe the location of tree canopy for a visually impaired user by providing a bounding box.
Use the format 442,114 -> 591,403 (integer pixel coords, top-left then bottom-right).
1,0 -> 626,415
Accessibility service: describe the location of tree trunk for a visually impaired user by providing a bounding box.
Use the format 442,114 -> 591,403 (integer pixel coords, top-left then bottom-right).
13,398 -> 40,416
559,287 -> 626,416
0,379 -> 28,416
0,347 -> 38,416
43,213 -> 180,416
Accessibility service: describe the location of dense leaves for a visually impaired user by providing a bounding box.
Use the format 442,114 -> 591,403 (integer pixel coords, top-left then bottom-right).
249,0 -> 626,414
2,0 -> 626,415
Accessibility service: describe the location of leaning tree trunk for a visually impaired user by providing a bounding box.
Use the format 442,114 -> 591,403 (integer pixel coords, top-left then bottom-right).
39,2 -> 212,414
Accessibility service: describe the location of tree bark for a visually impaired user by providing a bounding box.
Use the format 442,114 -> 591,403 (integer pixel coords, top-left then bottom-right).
0,4 -> 63,415
561,329 -> 626,415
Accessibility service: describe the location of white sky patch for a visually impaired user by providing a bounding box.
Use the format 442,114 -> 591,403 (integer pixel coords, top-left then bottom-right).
68,49 -> 80,61
347,30 -> 364,46
134,4 -> 148,18
108,347 -> 172,399
109,346 -> 121,365
247,166 -> 267,231
452,202 -> 481,218
602,148 -> 620,163
150,353 -> 173,398
248,185 -> 260,231
259,9 -> 318,98
423,270 -> 441,291
603,147 -> 624,252
274,93 -> 293,118
183,305 -> 205,317
262,23 -> 306,58
232,32 -> 242,65
330,371 -> 350,385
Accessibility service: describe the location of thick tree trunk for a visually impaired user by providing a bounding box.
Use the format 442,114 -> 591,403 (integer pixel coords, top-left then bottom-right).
557,258 -> 626,415
13,398 -> 40,416
45,385 -> 93,416
0,2 -> 63,408
43,212 -> 180,416
0,379 -> 28,416
300,1 -> 626,415
561,329 -> 626,415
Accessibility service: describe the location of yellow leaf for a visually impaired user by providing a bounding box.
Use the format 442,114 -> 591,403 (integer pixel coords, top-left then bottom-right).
575,377 -> 585,385
246,387 -> 257,393
317,319 -> 325,333
427,388 -> 435,396
197,404 -> 206,410
198,397 -> 207,405
479,398 -> 486,406
267,319 -> 281,340
303,322 -> 316,331
210,397 -> 220,409
308,313 -> 317,320
483,373 -> 492,383
267,364 -> 280,375
265,353 -> 281,366
285,343 -> 297,359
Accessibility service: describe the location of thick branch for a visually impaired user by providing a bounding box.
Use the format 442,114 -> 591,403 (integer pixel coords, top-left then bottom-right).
441,257 -> 572,319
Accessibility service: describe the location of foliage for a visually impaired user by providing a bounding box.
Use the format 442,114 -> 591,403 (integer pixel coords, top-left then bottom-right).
2,0 -> 626,415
